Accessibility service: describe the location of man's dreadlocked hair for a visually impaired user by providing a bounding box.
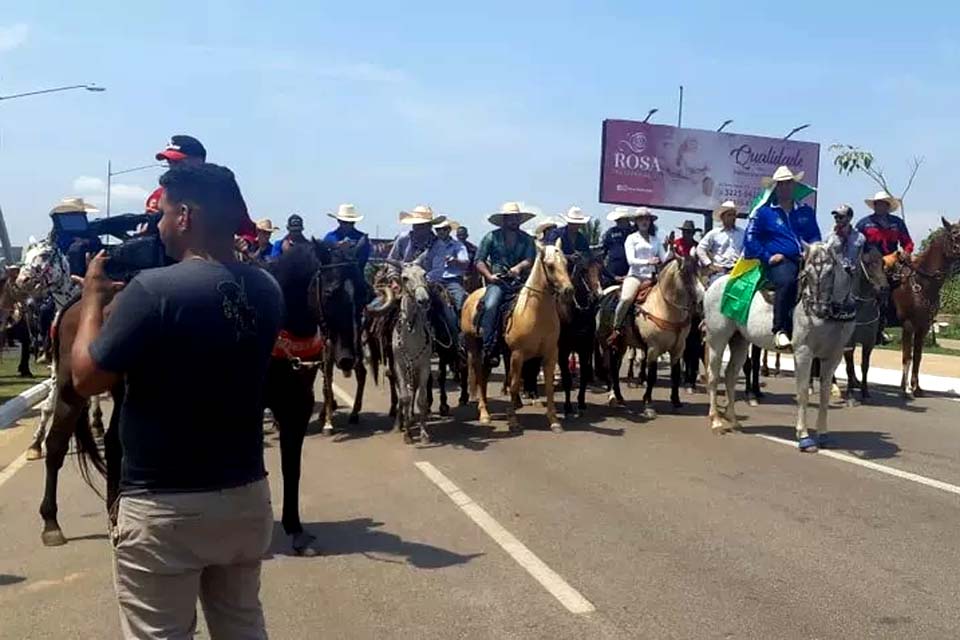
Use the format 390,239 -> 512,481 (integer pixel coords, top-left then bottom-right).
159,162 -> 248,233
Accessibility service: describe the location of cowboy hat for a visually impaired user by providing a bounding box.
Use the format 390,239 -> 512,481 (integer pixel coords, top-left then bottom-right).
49,197 -> 100,215
678,220 -> 701,232
712,200 -> 738,220
433,218 -> 460,230
328,203 -> 364,223
634,206 -> 658,221
606,206 -> 637,222
561,206 -> 591,225
255,218 -> 280,233
399,204 -> 445,226
760,165 -> 805,188
488,201 -> 536,227
533,218 -> 559,239
864,190 -> 900,213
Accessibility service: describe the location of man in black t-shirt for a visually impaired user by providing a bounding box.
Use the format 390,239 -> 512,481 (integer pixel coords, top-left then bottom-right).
72,163 -> 281,639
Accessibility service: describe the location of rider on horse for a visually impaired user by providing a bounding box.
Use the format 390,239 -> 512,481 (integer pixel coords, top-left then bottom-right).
696,200 -> 744,285
600,206 -> 638,287
424,218 -> 470,333
742,165 -> 821,349
475,202 -> 537,368
545,207 -> 593,260
608,207 -> 668,343
855,190 -> 913,343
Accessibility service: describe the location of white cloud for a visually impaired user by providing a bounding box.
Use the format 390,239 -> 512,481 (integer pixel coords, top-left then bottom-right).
0,23 -> 28,53
72,175 -> 150,210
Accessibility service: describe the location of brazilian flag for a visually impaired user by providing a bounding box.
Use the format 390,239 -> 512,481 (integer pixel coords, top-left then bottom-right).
720,182 -> 816,323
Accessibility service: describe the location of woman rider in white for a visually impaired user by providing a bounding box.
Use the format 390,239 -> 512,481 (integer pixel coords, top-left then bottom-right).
610,207 -> 669,339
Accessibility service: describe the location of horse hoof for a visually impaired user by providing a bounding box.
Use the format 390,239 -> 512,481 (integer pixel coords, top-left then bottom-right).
817,433 -> 831,448
798,437 -> 819,453
671,399 -> 683,410
421,431 -> 432,444
747,398 -> 759,407
685,386 -> 695,395
439,404 -> 450,417
642,407 -> 657,420
550,422 -> 564,433
479,414 -> 491,426
914,388 -> 925,398
403,432 -> 414,445
322,424 -> 334,436
41,529 -> 67,547
25,446 -> 42,461
291,532 -> 319,556
846,397 -> 860,408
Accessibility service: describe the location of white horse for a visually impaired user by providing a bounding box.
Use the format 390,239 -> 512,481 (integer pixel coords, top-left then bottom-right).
391,261 -> 434,444
703,241 -> 856,452
15,237 -> 104,460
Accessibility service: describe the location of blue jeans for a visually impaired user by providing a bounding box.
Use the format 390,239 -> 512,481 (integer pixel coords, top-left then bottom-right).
765,259 -> 799,336
436,280 -> 466,345
480,282 -> 508,354
442,280 -> 466,312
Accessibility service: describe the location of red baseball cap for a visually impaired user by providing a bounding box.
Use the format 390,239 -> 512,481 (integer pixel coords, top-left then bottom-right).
145,186 -> 163,213
155,135 -> 207,162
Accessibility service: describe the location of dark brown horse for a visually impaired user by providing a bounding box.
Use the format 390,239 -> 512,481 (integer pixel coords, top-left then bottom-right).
557,253 -> 603,416
264,239 -> 367,554
892,217 -> 960,398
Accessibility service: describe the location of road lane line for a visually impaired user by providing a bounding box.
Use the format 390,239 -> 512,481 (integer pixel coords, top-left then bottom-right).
331,382 -> 354,407
754,434 -> 960,497
414,461 -> 596,615
0,452 -> 28,490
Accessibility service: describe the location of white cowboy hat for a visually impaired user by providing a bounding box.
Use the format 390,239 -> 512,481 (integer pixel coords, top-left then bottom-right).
399,204 -> 445,226
561,206 -> 591,225
634,206 -> 658,221
760,165 -> 805,188
533,218 -> 559,239
433,218 -> 460,230
488,201 -> 536,227
712,200 -> 738,220
49,197 -> 99,215
255,218 -> 280,233
606,206 -> 637,222
328,203 -> 364,223
864,190 -> 901,213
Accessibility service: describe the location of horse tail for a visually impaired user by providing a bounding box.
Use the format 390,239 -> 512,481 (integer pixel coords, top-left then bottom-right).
73,404 -> 106,497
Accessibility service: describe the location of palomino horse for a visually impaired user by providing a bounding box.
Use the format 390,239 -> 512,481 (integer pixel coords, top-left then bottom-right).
557,253 -> 603,416
842,246 -> 889,404
264,240 -> 367,554
890,218 -> 960,398
15,238 -> 106,460
703,241 -> 856,452
597,254 -> 700,418
461,239 -> 573,432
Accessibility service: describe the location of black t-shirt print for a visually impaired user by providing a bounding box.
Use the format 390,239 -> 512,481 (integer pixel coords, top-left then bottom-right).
90,259 -> 283,494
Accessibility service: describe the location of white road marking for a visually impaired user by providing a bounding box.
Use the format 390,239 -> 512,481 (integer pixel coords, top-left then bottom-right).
754,434 -> 960,497
331,382 -> 354,407
415,460 -> 596,615
0,452 -> 28,490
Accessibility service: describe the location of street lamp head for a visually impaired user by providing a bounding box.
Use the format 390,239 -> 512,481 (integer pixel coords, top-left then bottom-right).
643,108 -> 659,123
717,119 -> 734,132
85,85 -> 106,92
783,123 -> 811,140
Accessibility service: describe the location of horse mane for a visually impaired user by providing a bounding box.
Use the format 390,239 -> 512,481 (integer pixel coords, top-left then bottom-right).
268,242 -> 320,333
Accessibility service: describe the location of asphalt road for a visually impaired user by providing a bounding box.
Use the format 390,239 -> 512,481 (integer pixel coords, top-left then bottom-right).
2,363 -> 960,639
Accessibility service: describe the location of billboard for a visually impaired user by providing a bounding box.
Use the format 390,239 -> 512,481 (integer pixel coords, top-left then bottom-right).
599,119 -> 820,214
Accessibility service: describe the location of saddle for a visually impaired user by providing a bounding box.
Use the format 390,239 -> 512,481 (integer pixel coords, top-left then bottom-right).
633,280 -> 655,306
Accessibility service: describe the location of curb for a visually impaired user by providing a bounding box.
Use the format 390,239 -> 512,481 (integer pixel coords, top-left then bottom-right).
0,380 -> 52,430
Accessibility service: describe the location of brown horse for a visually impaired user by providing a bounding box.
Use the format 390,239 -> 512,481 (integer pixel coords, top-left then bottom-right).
893,217 -> 960,398
461,239 -> 573,432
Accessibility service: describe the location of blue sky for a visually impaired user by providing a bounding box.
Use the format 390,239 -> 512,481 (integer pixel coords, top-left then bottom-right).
0,1 -> 957,246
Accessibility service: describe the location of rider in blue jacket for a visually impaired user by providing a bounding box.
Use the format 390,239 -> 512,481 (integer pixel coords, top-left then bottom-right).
743,166 -> 821,349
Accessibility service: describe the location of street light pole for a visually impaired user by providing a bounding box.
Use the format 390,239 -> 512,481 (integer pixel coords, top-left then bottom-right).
106,161 -> 164,217
0,82 -> 106,263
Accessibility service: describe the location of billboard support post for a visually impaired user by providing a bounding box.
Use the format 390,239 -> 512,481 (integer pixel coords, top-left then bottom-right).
677,85 -> 683,128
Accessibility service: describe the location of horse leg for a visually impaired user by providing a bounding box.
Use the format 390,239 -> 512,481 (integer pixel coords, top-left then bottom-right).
794,351 -> 817,452
625,348 -> 635,387
387,367 -> 399,420
750,345 -> 763,400
40,399 -> 82,546
900,324 -> 914,398
417,367 -> 432,443
911,329 -> 925,397
642,352 -> 657,418
774,351 -> 781,376
349,361 -> 365,424
706,342 -> 727,432
506,350 -> 524,432
322,358 -> 335,435
559,345 -> 574,417
426,372 -> 435,414
609,349 -> 626,406
861,344 -> 873,400
670,359 -> 683,409
276,378 -> 316,554
577,344 -> 591,414
457,351 -> 470,407
843,349 -> 858,407
723,338 -> 749,431
760,349 -> 770,377
543,349 -> 562,432
17,329 -> 31,377
471,347 -> 491,426
27,373 -> 58,459
437,360 -> 450,417
817,353 -> 842,448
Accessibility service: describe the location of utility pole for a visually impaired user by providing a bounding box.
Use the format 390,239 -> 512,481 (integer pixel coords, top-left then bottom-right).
0,203 -> 11,263
678,85 -> 683,128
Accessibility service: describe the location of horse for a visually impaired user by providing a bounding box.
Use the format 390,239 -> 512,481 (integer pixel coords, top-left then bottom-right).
841,246 -> 889,405
264,240 -> 367,553
890,218 -> 960,398
390,262 -> 435,443
597,254 -> 700,418
703,241 -> 856,452
14,238 -> 107,461
461,239 -> 574,432
426,282 -> 469,416
557,252 -> 603,416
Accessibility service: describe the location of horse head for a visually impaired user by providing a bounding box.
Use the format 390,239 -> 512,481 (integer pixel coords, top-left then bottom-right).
941,217 -> 960,260
800,242 -> 841,315
16,237 -> 68,298
311,239 -> 363,373
536,238 -> 574,302
859,246 -> 888,295
399,261 -> 431,309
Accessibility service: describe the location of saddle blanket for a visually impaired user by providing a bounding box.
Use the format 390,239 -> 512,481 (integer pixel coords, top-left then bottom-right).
272,329 -> 325,360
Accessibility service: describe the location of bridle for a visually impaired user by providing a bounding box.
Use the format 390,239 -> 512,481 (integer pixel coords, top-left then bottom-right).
800,247 -> 836,318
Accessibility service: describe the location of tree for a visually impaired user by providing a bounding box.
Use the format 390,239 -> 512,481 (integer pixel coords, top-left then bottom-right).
829,144 -> 924,222
585,218 -> 602,245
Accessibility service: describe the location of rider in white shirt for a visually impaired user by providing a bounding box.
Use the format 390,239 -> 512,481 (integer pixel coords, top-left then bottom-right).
696,200 -> 745,285
609,208 -> 668,340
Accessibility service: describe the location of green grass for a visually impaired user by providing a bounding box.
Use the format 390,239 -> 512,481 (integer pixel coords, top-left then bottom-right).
876,327 -> 960,357
0,349 -> 44,404
937,320 -> 960,340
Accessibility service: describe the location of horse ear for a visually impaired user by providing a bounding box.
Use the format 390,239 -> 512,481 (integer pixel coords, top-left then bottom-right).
535,239 -> 544,251
801,241 -> 811,258
943,217 -> 953,230
554,237 -> 563,251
